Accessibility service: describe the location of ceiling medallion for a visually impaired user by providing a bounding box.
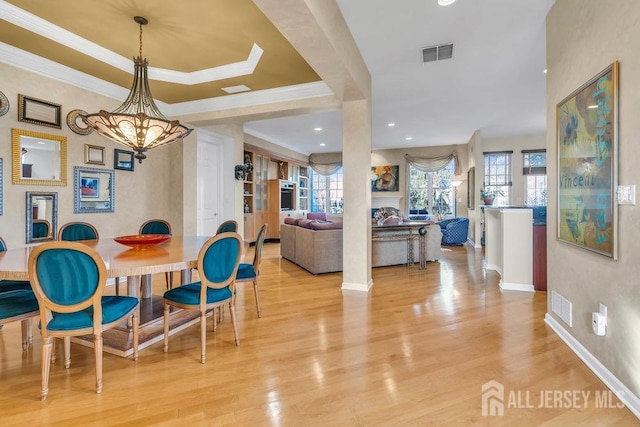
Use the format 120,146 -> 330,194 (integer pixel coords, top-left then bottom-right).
81,16 -> 192,163
0,90 -> 9,117
66,109 -> 93,135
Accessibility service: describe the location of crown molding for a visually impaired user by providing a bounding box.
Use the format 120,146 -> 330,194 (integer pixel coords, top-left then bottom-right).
0,42 -> 332,119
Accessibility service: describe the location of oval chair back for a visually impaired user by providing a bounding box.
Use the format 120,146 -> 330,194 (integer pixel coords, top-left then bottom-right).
58,222 -> 99,241
28,241 -> 139,400
216,220 -> 238,234
252,223 -> 268,273
139,219 -> 171,235
235,223 -> 267,317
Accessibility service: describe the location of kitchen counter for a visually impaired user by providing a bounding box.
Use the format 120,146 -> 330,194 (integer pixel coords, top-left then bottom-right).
484,207 -> 535,292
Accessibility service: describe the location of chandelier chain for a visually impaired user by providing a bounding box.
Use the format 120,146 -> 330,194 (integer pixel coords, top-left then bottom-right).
139,22 -> 143,58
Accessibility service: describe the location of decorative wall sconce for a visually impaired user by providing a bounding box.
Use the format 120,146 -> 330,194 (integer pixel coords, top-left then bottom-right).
235,164 -> 249,181
235,156 -> 254,180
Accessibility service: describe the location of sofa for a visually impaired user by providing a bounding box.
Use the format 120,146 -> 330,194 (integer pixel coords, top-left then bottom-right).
438,217 -> 469,245
280,219 -> 442,274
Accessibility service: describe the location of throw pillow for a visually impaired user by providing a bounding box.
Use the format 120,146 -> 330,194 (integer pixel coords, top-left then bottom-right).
309,221 -> 343,230
307,212 -> 328,221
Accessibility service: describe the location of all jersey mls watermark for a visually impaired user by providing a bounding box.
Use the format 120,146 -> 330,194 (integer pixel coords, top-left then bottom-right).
481,380 -> 625,417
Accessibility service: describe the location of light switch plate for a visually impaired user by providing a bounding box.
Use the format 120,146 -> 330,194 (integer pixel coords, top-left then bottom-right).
617,185 -> 636,205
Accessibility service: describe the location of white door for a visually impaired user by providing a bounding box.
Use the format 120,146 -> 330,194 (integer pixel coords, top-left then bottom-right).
197,136 -> 223,236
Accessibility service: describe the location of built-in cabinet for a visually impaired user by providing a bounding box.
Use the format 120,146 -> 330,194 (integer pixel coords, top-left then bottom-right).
296,166 -> 309,211
267,179 -> 297,239
243,149 -> 268,243
243,144 -> 309,242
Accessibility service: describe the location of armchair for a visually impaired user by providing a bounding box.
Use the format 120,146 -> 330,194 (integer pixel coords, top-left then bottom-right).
438,217 -> 469,246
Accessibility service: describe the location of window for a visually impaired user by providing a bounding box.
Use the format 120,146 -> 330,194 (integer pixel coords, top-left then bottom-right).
523,150 -> 547,205
483,151 -> 512,205
310,167 -> 343,214
408,160 -> 456,218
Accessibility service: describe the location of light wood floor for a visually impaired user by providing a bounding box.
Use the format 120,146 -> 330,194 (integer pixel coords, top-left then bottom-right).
0,243 -> 637,426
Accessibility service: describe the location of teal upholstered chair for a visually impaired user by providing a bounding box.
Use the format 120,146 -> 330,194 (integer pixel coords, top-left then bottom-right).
139,219 -> 171,236
0,237 -> 37,343
58,222 -> 99,242
163,232 -> 242,363
216,219 -> 238,234
28,241 -> 139,400
139,219 -> 173,289
236,223 -> 267,317
0,289 -> 39,350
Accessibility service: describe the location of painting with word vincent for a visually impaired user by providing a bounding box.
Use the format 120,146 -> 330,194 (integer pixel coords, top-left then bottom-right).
556,61 -> 618,259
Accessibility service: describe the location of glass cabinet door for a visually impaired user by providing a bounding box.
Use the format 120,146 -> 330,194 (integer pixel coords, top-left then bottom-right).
254,154 -> 268,211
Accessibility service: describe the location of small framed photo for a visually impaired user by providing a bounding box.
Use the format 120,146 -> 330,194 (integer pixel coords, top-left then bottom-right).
84,144 -> 105,165
18,94 -> 62,129
81,177 -> 99,198
114,149 -> 134,171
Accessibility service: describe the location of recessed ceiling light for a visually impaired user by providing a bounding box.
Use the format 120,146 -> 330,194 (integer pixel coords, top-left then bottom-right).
388,123 -> 396,127
405,136 -> 413,141
314,127 -> 322,132
543,69 -> 548,74
437,0 -> 456,6
320,143 -> 326,147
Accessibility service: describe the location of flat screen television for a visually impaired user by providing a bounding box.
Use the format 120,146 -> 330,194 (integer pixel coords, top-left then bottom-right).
281,188 -> 294,211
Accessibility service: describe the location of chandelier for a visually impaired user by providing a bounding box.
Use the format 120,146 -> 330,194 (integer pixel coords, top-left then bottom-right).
82,16 -> 192,163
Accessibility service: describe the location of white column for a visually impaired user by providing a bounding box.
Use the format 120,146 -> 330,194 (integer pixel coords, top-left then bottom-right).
342,99 -> 372,292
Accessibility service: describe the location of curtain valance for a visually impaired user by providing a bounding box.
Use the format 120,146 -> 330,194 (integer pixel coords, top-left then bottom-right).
309,152 -> 342,176
405,152 -> 460,175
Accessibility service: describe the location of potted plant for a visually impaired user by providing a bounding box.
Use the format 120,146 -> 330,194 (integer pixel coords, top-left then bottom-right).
480,187 -> 502,205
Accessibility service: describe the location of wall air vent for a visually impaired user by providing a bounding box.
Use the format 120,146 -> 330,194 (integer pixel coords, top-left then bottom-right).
421,43 -> 454,63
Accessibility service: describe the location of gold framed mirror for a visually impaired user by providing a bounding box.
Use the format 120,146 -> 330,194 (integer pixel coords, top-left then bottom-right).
11,128 -> 67,186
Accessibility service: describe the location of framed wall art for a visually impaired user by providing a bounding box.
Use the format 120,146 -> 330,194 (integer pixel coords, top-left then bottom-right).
556,61 -> 618,259
18,94 -> 61,129
84,144 -> 105,165
371,165 -> 399,192
114,149 -> 134,171
467,166 -> 475,210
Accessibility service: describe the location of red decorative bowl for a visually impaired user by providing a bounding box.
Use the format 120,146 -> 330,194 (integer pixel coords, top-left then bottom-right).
114,234 -> 171,248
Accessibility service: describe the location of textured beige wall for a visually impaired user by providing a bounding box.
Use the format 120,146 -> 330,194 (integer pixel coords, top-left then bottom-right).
0,62 -> 185,248
547,0 -> 640,396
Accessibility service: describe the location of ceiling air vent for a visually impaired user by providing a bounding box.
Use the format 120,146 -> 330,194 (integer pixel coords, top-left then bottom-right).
421,43 -> 454,63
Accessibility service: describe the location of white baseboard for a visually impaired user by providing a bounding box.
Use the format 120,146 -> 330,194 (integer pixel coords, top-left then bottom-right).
342,279 -> 373,292
545,314 -> 640,419
499,280 -> 535,292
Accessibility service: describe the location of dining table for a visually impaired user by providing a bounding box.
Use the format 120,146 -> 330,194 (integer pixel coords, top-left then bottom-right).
0,235 -> 212,357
